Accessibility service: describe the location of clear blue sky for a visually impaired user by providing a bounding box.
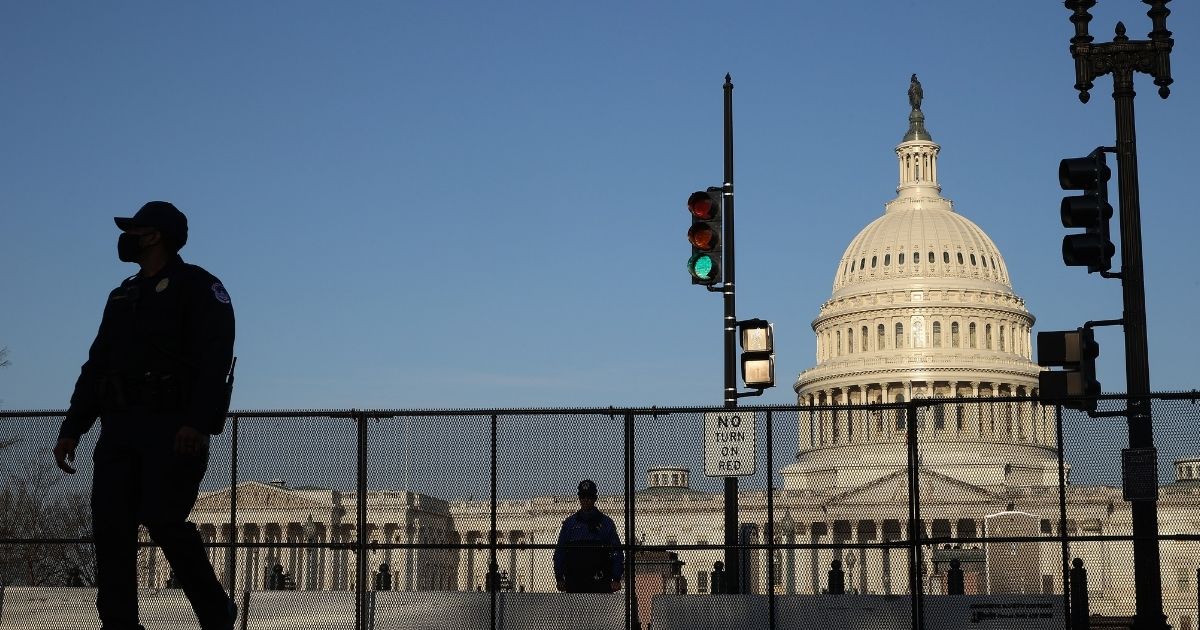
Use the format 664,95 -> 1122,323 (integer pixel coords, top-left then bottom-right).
1,1 -> 1197,411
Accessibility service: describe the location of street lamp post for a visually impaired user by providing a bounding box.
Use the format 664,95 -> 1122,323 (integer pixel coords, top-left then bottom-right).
1064,3 -> 1174,630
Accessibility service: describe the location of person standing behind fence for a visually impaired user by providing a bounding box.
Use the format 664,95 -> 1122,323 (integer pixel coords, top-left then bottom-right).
52,201 -> 237,630
554,479 -> 624,593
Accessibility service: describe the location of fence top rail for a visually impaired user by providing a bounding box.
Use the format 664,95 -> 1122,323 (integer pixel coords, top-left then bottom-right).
1,390 -> 1194,420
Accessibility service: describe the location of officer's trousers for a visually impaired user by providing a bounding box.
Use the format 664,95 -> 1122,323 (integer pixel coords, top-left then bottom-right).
91,414 -> 229,630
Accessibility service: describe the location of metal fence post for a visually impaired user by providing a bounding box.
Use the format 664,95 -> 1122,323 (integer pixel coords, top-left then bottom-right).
227,414 -> 239,596
1058,404 -> 1072,628
624,411 -> 639,630
1070,558 -> 1089,630
239,588 -> 250,630
828,558 -> 845,594
766,409 -> 776,630
355,411 -> 368,630
906,401 -> 924,630
947,559 -> 964,595
489,414 -> 498,630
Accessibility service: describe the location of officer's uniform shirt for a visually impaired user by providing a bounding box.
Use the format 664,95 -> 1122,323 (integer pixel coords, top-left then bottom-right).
60,254 -> 235,441
553,507 -> 624,591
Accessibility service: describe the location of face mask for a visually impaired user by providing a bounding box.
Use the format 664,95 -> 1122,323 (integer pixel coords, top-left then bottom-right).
117,232 -> 146,262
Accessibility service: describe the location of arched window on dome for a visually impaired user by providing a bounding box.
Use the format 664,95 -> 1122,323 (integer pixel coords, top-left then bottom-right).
957,252 -> 964,265
933,321 -> 942,348
952,322 -> 960,347
884,254 -> 890,266
913,251 -> 920,265
847,328 -> 854,353
860,257 -> 866,270
944,251 -> 950,264
969,323 -> 977,348
982,257 -> 988,269
895,323 -> 904,349
871,256 -> 877,268
877,324 -> 886,350
899,252 -> 905,265
928,251 -> 934,264
970,254 -> 977,266
862,326 -> 869,351
985,324 -> 993,350
850,260 -> 855,272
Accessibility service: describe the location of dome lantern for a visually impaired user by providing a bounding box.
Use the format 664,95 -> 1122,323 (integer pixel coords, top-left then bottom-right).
896,75 -> 941,199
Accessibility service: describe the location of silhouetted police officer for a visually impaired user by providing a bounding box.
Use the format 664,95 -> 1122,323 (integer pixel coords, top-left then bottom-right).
53,201 -> 236,630
553,479 -> 624,593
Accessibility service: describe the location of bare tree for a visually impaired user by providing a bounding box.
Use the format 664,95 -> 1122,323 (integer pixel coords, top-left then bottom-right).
0,438 -> 95,586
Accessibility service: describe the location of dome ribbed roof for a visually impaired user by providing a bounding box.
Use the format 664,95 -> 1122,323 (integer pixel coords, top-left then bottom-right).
832,201 -> 1012,298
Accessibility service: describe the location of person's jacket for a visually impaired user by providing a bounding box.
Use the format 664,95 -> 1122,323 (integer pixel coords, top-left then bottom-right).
553,507 -> 623,584
60,254 -> 235,440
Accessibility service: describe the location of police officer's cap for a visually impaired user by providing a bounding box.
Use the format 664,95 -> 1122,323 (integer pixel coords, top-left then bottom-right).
578,479 -> 598,497
115,201 -> 188,249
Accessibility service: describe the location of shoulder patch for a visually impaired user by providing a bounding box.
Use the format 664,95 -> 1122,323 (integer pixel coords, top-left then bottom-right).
211,282 -> 231,304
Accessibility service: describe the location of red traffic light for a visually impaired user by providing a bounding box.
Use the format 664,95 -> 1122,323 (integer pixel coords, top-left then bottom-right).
687,191 -> 717,220
688,224 -> 719,251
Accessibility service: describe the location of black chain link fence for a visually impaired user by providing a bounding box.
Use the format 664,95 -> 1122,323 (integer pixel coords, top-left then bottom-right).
2,393 -> 1198,629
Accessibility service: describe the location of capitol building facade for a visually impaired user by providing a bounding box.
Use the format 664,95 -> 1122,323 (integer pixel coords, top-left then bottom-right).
168,87 -> 1200,630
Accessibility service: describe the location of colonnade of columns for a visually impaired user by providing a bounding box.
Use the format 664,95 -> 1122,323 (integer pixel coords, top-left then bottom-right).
898,143 -> 938,188
139,518 -> 457,592
797,382 -> 1053,450
455,529 -> 551,593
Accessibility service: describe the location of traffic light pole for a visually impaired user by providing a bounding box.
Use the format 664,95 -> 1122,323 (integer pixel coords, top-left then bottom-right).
1065,3 -> 1174,630
720,73 -> 741,594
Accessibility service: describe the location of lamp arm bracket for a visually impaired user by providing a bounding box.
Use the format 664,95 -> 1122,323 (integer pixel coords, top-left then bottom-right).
1084,318 -> 1125,329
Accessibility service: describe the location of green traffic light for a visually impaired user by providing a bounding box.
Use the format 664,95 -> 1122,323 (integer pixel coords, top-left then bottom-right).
689,253 -> 717,282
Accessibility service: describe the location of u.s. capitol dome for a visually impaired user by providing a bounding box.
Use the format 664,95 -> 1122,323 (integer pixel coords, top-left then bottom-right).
783,87 -> 1055,492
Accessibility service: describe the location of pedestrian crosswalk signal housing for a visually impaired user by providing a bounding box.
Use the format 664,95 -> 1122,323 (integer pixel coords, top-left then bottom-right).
739,319 -> 775,389
1037,327 -> 1100,412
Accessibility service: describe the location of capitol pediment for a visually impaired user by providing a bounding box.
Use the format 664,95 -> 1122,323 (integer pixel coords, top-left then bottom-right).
193,481 -> 333,512
825,468 -> 1002,507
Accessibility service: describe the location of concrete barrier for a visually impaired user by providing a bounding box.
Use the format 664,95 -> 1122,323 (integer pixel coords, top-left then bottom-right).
649,594 -> 1064,630
0,588 -> 626,630
371,592 -> 624,630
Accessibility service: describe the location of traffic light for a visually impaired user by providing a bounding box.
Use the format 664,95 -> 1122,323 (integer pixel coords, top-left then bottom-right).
739,319 -> 775,389
1037,328 -> 1100,412
1059,149 -> 1114,273
687,188 -> 723,285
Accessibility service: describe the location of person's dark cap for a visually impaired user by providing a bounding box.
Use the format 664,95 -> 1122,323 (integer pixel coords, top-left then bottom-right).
114,201 -> 188,249
578,479 -> 598,497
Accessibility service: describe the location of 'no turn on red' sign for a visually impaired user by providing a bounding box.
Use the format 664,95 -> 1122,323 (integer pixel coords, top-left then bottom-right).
704,411 -> 756,477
